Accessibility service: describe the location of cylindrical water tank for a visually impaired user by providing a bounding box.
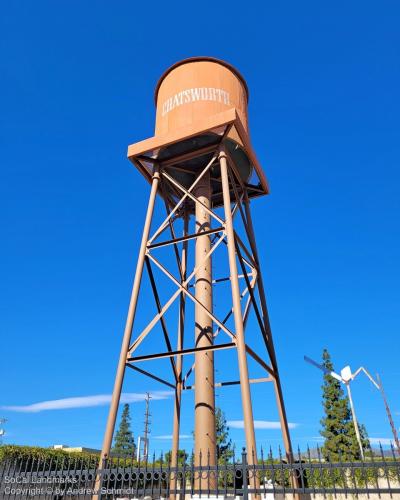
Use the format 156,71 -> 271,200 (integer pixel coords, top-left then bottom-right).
127,57 -> 268,207
154,57 -> 249,137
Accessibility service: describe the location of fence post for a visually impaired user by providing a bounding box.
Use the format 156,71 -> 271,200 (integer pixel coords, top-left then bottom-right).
242,448 -> 249,500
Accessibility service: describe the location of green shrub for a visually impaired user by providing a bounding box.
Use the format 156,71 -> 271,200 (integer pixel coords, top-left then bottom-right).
0,445 -> 98,469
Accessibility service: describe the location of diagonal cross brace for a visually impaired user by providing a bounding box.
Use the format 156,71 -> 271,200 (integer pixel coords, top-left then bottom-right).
182,276 -> 256,386
148,153 -> 218,246
147,252 -> 236,341
162,170 -> 224,226
127,233 -> 226,355
145,257 -> 178,383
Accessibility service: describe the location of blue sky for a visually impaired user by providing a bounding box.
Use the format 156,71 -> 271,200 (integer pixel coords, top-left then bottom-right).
1,1 -> 399,455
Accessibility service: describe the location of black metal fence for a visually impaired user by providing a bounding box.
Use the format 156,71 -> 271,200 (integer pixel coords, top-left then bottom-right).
1,445 -> 400,498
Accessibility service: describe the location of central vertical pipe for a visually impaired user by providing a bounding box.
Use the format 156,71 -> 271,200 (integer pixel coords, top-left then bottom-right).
194,171 -> 216,469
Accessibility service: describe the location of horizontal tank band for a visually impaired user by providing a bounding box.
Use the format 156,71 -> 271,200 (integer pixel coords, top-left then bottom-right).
154,56 -> 249,106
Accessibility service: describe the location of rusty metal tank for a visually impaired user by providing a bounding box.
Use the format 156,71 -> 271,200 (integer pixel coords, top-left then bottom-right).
154,57 -> 249,137
154,57 -> 253,192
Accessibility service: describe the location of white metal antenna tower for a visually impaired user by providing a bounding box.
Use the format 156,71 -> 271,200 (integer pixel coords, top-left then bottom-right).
305,355 -> 400,457
305,356 -> 364,459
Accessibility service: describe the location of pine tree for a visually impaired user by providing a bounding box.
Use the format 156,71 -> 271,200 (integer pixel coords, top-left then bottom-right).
215,407 -> 234,463
112,404 -> 135,457
320,349 -> 369,461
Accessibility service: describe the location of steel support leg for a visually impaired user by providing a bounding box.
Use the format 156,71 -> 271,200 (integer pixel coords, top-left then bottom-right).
95,166 -> 160,497
242,193 -> 296,461
219,151 -> 259,495
242,193 -> 301,498
170,213 -> 188,499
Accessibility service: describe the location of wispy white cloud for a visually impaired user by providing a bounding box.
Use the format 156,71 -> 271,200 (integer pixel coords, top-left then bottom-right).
1,391 -> 173,413
228,420 -> 298,430
369,437 -> 394,446
154,435 -> 192,440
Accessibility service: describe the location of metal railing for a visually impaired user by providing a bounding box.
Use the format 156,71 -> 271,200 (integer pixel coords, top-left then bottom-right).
1,445 -> 400,498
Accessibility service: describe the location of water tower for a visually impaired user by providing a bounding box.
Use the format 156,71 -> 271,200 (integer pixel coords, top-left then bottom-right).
99,57 -> 295,473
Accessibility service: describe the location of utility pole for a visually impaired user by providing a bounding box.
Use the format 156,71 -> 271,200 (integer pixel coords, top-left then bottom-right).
143,392 -> 151,462
136,393 -> 152,463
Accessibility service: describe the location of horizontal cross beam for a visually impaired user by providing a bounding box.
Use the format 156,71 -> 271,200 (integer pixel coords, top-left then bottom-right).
183,376 -> 273,390
148,227 -> 224,250
127,342 -> 236,363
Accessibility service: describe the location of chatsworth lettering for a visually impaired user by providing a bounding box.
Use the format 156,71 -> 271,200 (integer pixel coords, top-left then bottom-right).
162,87 -> 230,116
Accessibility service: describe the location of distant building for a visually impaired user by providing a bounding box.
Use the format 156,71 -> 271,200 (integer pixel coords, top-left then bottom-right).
52,445 -> 100,454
